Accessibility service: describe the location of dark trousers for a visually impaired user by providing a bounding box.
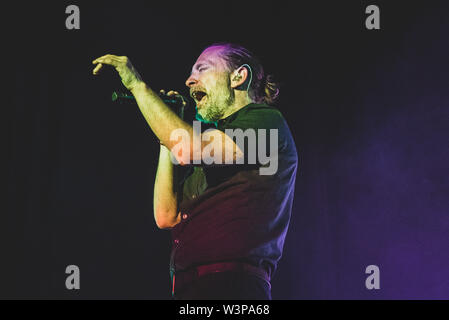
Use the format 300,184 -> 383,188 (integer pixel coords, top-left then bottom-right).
173,271 -> 272,300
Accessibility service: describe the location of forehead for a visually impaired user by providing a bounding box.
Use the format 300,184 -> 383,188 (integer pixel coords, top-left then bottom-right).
193,46 -> 227,69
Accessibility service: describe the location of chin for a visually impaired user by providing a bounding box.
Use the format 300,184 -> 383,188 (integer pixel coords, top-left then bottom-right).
198,109 -> 210,120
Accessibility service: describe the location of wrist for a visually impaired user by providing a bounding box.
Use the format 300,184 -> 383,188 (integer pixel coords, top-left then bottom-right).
130,80 -> 147,95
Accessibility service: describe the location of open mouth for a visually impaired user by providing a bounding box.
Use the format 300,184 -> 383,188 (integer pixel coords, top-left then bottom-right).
191,90 -> 207,104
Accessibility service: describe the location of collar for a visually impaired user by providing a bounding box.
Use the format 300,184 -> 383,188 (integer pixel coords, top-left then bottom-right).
216,103 -> 255,128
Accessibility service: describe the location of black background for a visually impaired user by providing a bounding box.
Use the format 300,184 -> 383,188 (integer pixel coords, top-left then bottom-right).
2,1 -> 448,299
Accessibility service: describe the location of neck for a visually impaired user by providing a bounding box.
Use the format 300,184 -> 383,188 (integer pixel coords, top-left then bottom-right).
220,92 -> 253,120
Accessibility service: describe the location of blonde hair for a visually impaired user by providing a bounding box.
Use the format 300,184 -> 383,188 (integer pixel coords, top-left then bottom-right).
207,43 -> 280,105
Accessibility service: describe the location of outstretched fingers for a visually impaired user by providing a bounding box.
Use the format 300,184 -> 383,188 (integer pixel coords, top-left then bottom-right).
92,54 -> 124,75
92,63 -> 103,75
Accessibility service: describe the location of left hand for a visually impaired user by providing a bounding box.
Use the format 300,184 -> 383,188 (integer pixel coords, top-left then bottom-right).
92,54 -> 143,91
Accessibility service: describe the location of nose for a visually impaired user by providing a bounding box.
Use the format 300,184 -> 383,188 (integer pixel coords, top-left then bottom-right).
185,74 -> 198,88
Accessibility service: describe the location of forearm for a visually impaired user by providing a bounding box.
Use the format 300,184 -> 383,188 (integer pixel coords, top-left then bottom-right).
153,145 -> 180,229
91,54 -> 242,165
92,55 -> 207,162
131,82 -> 195,151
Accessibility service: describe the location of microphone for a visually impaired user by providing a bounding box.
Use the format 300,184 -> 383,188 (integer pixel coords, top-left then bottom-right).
112,91 -> 188,108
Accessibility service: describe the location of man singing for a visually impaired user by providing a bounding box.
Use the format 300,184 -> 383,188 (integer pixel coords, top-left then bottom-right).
92,43 -> 298,300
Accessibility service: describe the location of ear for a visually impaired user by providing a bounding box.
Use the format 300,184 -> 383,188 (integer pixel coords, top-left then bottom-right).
230,66 -> 249,89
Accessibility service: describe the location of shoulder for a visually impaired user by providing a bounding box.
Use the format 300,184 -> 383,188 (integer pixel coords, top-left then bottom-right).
229,104 -> 286,129
239,103 -> 284,118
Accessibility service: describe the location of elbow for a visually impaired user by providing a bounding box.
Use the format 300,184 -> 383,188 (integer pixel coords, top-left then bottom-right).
154,211 -> 179,230
166,141 -> 200,166
155,219 -> 174,230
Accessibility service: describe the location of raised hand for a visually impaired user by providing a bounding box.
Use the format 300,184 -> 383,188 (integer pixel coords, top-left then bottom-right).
92,54 -> 143,91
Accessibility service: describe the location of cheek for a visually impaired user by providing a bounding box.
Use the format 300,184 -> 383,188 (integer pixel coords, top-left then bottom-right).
203,73 -> 230,95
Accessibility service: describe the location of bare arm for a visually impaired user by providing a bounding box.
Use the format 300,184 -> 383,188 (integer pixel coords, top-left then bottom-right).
153,144 -> 181,229
131,81 -> 243,165
91,55 -> 243,165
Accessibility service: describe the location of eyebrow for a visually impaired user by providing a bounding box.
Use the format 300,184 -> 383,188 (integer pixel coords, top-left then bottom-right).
194,63 -> 207,71
193,59 -> 215,71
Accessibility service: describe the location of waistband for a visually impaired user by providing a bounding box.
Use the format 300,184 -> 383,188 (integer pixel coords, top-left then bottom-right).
171,261 -> 271,297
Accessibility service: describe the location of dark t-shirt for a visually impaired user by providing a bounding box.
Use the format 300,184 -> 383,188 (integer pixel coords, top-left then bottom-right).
170,103 -> 298,279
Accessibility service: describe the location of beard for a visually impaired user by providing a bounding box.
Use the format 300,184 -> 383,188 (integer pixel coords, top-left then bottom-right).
197,77 -> 235,122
